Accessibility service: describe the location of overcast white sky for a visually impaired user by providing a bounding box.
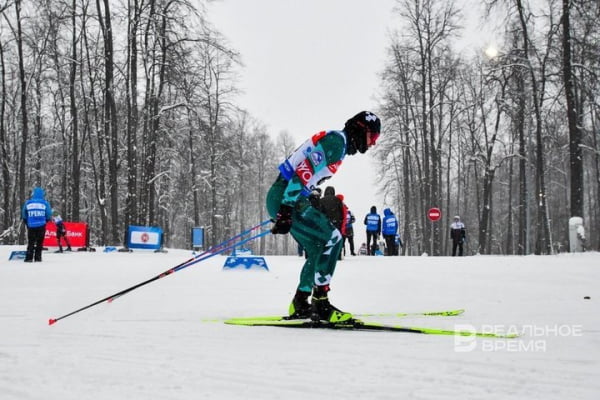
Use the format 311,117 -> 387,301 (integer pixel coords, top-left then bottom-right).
207,0 -> 494,240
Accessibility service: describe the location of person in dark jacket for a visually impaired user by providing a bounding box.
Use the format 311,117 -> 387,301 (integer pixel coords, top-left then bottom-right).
450,215 -> 466,256
382,208 -> 399,256
319,186 -> 344,231
298,188 -> 322,257
308,187 -> 322,208
364,206 -> 381,255
52,211 -> 72,252
21,186 -> 53,262
395,234 -> 403,255
319,187 -> 344,260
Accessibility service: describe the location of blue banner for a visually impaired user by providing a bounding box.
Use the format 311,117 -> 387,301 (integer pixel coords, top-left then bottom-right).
192,227 -> 204,249
8,251 -> 27,261
127,226 -> 163,250
223,256 -> 269,271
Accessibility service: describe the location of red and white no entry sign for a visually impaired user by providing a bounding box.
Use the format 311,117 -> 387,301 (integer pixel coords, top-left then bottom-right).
427,207 -> 441,222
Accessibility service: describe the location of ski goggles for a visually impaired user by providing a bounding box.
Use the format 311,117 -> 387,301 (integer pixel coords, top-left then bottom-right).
367,129 -> 380,145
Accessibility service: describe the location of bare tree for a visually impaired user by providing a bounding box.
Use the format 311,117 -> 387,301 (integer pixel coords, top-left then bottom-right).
124,0 -> 141,232
96,0 -> 120,244
14,0 -> 30,243
0,35 -> 10,235
69,0 -> 80,221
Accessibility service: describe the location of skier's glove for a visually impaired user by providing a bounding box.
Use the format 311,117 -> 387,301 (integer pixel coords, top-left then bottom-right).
271,204 -> 293,234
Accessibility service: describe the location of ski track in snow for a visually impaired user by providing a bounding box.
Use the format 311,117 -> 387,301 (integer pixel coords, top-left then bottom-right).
1,246 -> 599,399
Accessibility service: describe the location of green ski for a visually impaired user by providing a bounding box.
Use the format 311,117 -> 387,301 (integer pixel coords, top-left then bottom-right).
221,308 -> 465,323
224,318 -> 518,338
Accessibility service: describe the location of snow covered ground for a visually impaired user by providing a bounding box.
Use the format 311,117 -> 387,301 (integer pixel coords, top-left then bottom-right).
1,245 -> 599,400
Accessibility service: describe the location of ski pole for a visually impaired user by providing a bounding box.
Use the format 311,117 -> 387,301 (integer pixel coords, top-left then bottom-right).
165,229 -> 271,273
49,228 -> 272,325
106,219 -> 271,303
199,219 -> 271,256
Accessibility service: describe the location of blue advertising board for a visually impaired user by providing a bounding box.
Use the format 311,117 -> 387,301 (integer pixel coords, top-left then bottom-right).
127,226 -> 163,250
223,256 -> 269,271
192,227 -> 205,249
8,250 -> 27,261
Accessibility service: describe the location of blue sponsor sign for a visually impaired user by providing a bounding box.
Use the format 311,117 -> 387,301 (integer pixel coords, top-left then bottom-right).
223,256 -> 269,271
192,227 -> 205,249
8,251 -> 27,261
127,226 -> 163,250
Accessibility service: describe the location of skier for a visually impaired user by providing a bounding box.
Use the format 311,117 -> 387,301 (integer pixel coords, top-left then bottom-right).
364,206 -> 381,255
382,208 -> 398,256
21,186 -> 53,262
450,215 -> 466,256
267,111 -> 381,323
52,211 -> 72,252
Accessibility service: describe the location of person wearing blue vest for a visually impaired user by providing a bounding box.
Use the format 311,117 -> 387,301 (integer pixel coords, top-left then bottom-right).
21,186 -> 53,262
364,206 -> 381,255
382,208 -> 399,256
267,111 -> 381,323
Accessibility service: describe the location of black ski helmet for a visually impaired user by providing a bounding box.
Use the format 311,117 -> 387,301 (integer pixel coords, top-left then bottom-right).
344,111 -> 381,154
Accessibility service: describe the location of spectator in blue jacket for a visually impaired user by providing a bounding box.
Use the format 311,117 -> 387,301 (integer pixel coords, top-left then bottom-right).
364,206 -> 381,256
382,208 -> 399,256
21,186 -> 53,262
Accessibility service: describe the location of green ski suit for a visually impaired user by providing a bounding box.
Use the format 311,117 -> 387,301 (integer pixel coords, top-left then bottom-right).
266,130 -> 347,294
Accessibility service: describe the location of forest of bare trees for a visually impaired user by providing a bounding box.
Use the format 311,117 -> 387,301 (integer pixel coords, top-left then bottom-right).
0,0 -> 280,251
375,0 -> 599,255
0,0 -> 598,255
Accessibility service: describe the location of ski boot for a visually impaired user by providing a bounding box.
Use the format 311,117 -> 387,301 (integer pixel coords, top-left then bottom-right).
310,285 -> 354,324
287,290 -> 311,319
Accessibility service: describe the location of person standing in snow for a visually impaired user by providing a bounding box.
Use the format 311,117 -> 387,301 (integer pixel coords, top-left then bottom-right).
318,186 -> 344,260
364,206 -> 381,255
336,194 -> 348,237
450,215 -> 466,256
382,208 -> 399,256
308,187 -> 322,209
344,208 -> 356,256
395,233 -> 403,255
319,186 -> 344,232
267,111 -> 381,323
21,186 -> 53,262
335,194 -> 352,257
